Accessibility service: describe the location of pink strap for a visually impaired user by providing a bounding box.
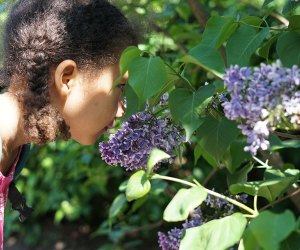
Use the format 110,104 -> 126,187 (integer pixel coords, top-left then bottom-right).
0,146 -> 22,250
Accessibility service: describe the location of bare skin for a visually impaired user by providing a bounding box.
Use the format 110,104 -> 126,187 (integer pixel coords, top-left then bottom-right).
0,60 -> 127,176
0,93 -> 27,175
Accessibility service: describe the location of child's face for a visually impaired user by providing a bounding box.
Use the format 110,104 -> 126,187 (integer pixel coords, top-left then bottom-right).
52,61 -> 126,145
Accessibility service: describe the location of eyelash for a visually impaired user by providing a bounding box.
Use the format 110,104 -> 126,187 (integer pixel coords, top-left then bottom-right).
118,83 -> 126,92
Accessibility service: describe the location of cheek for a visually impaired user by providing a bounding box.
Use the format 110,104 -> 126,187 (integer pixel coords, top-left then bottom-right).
94,94 -> 119,119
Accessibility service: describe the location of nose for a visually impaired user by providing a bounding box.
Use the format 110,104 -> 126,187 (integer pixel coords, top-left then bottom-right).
115,100 -> 125,118
121,71 -> 129,82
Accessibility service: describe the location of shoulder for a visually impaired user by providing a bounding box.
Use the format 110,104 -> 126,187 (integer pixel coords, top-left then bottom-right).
0,93 -> 20,140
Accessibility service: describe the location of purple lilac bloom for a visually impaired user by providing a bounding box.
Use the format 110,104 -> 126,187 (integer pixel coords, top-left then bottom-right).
158,194 -> 246,250
99,111 -> 184,171
182,207 -> 203,229
209,92 -> 228,109
222,60 -> 300,155
158,228 -> 183,250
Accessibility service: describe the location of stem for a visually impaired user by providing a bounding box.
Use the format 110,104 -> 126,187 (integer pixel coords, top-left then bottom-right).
153,106 -> 169,117
206,188 -> 257,216
123,221 -> 163,236
186,0 -> 208,29
272,131 -> 300,140
259,187 -> 300,212
238,21 -> 287,31
202,167 -> 220,186
152,174 -> 197,188
239,0 -> 289,26
253,156 -> 271,168
254,195 -> 258,213
152,174 -> 257,216
165,62 -> 196,91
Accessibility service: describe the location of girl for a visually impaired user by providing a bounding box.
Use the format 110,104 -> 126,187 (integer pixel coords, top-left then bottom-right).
0,0 -> 137,248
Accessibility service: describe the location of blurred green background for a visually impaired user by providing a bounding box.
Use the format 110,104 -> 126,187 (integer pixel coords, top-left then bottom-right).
0,0 -> 299,249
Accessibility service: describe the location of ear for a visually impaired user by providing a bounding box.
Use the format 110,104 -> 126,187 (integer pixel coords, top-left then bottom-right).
54,60 -> 78,98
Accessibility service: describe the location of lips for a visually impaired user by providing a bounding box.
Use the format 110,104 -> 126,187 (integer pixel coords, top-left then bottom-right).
96,120 -> 116,138
106,120 -> 116,129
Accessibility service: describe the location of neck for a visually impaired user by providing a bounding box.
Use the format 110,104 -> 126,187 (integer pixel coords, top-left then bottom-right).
0,92 -> 27,175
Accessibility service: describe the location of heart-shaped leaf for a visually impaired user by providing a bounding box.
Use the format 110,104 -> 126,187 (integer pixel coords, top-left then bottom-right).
163,186 -> 207,222
180,213 -> 247,250
169,84 -> 215,141
126,170 -> 151,202
128,56 -> 168,102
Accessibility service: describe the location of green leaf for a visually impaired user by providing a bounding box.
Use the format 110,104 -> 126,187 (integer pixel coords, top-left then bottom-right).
243,210 -> 296,250
128,56 -> 168,102
194,142 -> 202,165
163,186 -> 207,222
280,232 -> 300,250
169,85 -> 215,141
197,117 -> 240,164
240,16 -> 263,27
130,196 -> 148,213
109,194 -> 128,222
180,213 -> 247,250
126,170 -> 151,202
201,16 -> 238,48
114,46 -> 141,87
182,44 -> 225,78
226,25 -> 269,66
213,80 -> 224,92
227,164 -> 253,186
283,0 -> 300,14
269,135 -> 300,151
276,31 -> 300,67
122,84 -> 146,121
288,15 -> 300,34
262,0 -> 274,7
147,148 -> 170,174
149,65 -> 179,108
258,35 -> 278,60
194,142 -> 218,168
175,4 -> 191,21
229,169 -> 299,202
223,140 -> 251,173
151,179 -> 168,195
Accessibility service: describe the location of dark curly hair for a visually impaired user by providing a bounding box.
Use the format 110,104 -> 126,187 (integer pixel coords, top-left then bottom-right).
0,0 -> 138,144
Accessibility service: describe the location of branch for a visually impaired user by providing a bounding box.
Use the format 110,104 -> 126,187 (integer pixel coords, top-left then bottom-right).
187,0 -> 208,29
259,187 -> 300,211
152,174 -> 257,215
272,131 -> 300,140
239,0 -> 289,26
202,166 -> 223,186
124,221 -> 163,236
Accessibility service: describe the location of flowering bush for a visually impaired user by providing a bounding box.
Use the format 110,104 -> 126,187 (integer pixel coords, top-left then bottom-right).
4,1 -> 300,249
96,1 -> 300,250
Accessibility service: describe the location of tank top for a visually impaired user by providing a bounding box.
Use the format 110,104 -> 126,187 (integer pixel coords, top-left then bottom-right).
0,137 -> 31,250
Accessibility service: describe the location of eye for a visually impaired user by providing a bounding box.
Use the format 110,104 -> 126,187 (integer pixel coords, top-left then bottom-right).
117,83 -> 126,92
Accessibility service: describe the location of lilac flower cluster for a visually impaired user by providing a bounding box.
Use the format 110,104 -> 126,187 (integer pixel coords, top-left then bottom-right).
158,208 -> 202,250
222,60 -> 300,155
158,194 -> 247,250
99,111 -> 184,171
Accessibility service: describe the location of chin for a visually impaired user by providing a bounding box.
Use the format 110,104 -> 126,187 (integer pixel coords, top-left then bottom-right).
72,135 -> 97,146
